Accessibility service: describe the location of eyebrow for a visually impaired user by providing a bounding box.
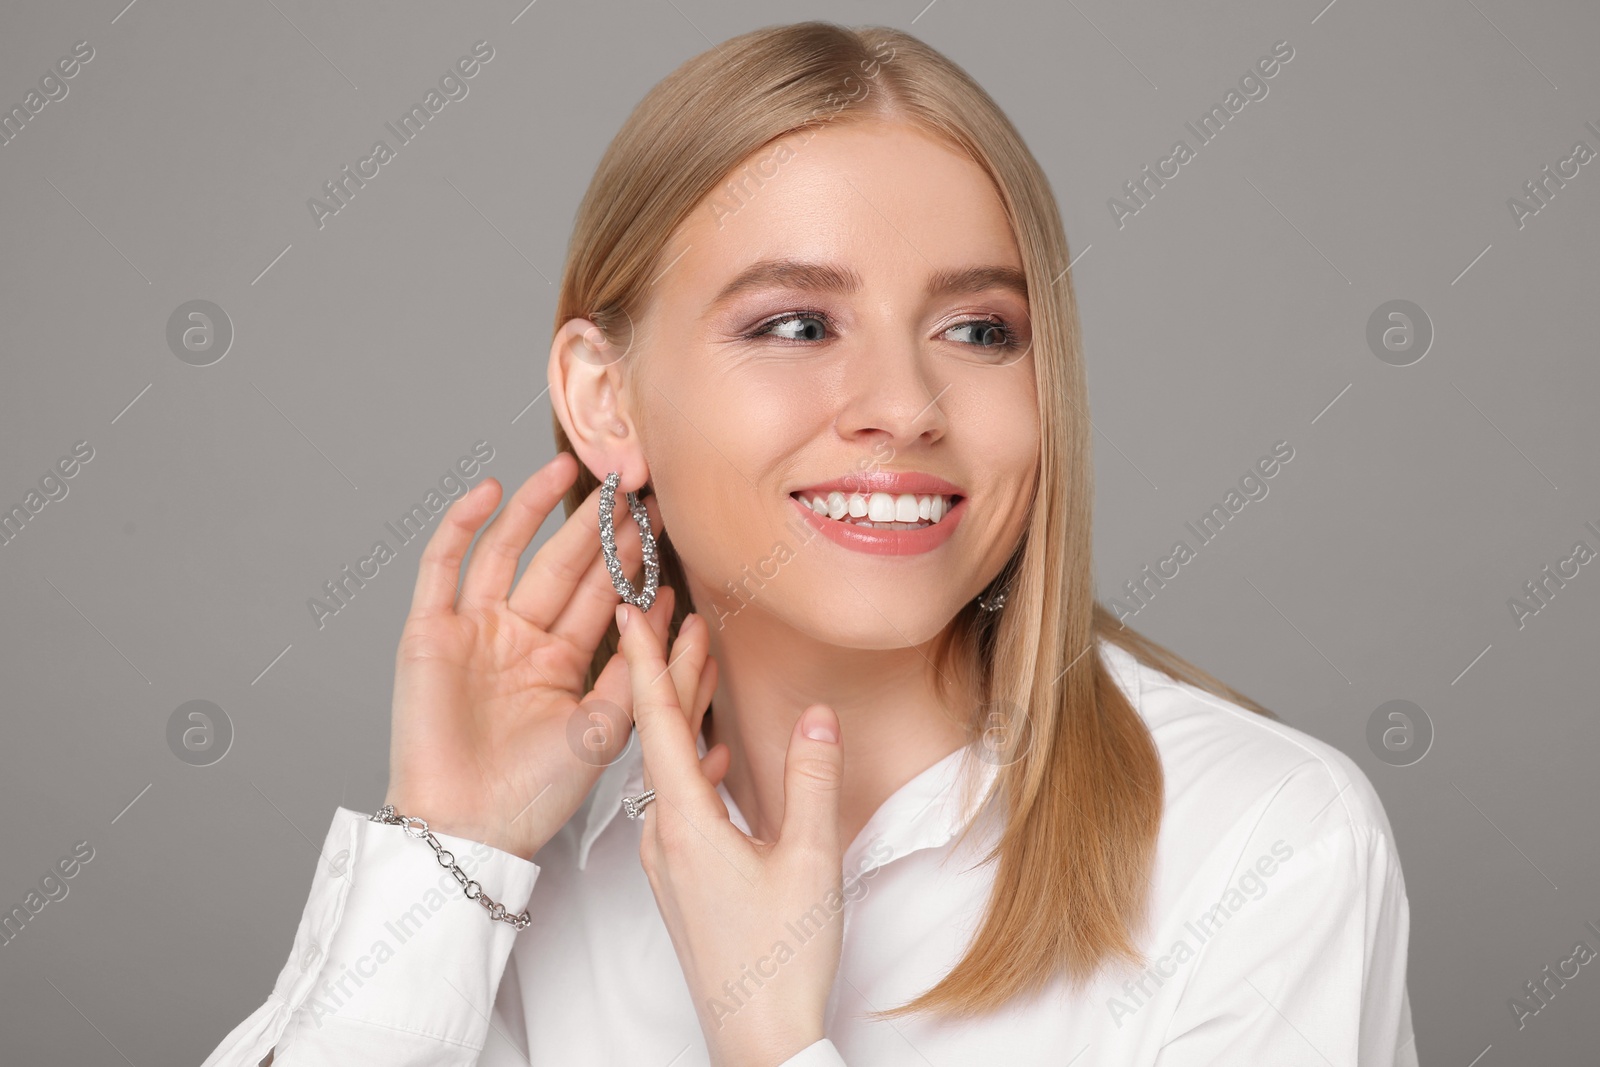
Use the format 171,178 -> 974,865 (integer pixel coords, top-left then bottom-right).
705,258 -> 1030,313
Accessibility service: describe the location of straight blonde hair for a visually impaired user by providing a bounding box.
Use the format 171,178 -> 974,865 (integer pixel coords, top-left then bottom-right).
550,20 -> 1278,1020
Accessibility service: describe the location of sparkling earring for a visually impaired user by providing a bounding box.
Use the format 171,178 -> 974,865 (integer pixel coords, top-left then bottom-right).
977,585 -> 1008,612
598,470 -> 660,613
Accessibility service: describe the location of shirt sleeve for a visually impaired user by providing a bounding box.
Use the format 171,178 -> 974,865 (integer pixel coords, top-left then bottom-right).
1154,767 -> 1418,1067
199,806 -> 540,1066
776,1038 -> 849,1065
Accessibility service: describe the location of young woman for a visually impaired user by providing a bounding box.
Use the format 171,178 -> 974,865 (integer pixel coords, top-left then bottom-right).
203,21 -> 1415,1067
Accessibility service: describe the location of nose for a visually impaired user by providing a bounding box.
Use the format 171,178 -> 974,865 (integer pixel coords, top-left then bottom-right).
832,332 -> 948,448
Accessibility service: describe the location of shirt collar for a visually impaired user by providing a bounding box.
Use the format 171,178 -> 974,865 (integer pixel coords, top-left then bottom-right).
577,635 -> 1142,874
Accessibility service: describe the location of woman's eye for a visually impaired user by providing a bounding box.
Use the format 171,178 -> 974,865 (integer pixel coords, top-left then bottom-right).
750,313 -> 829,342
946,319 -> 1016,349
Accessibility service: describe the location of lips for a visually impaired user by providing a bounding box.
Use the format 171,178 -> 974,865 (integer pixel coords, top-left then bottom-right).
788,470 -> 965,497
782,470 -> 969,555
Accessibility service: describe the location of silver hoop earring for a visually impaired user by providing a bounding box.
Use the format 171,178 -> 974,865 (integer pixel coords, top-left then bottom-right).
599,470 -> 660,613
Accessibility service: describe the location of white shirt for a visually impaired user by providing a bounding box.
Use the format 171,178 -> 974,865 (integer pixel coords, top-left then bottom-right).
202,638 -> 1418,1066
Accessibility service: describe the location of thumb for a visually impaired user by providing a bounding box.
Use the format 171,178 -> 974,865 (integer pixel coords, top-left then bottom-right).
779,704 -> 843,856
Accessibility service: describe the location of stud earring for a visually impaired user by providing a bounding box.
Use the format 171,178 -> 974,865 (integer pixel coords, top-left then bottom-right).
598,470 -> 660,613
977,584 -> 1008,612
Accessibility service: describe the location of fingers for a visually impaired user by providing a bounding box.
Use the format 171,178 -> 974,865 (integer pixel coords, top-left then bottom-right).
459,453 -> 579,610
689,653 -> 717,746
409,478 -> 504,618
644,647 -> 718,797
585,584 -> 676,728
665,614 -> 710,735
542,492 -> 664,647
778,705 -> 844,859
504,475 -> 604,624
616,601 -> 722,826
506,476 -> 662,641
699,743 -> 731,788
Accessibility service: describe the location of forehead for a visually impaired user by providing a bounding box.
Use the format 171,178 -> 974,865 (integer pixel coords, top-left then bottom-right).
663,118 -> 1024,305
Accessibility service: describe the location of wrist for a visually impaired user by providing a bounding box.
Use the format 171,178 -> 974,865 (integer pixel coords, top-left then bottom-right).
369,803 -> 537,931
380,788 -> 534,860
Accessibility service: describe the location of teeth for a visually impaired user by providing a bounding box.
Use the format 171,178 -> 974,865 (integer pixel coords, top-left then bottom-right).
793,490 -> 958,528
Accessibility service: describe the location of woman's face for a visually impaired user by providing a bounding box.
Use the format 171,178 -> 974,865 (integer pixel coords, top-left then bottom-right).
623,116 -> 1038,647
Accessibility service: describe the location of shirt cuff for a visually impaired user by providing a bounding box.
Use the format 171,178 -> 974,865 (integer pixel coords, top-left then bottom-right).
270,806 -> 539,1055
777,1038 -> 848,1066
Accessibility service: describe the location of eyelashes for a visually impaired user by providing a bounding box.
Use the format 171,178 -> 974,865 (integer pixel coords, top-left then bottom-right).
945,318 -> 1026,352
741,308 -> 1028,354
743,307 -> 834,343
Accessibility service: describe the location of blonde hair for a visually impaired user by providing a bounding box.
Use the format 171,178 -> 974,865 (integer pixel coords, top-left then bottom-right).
550,20 -> 1277,1020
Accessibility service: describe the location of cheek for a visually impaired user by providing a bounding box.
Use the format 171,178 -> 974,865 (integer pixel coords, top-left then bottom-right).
969,386 -> 1040,534
645,371 -> 813,561
651,372 -> 801,486
969,368 -> 1038,451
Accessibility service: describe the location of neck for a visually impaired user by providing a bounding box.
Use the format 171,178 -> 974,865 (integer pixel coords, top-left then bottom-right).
694,583 -> 975,850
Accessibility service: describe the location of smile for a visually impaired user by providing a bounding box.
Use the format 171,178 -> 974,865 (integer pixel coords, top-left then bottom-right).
788,490 -> 966,556
790,490 -> 960,530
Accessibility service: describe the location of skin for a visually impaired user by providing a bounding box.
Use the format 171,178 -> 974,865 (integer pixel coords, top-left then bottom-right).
383,116 -> 1039,1065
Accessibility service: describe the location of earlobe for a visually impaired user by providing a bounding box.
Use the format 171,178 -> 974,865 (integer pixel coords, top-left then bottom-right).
548,317 -> 648,492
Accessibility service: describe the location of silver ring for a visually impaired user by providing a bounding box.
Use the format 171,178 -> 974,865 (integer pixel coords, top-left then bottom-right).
621,789 -> 656,820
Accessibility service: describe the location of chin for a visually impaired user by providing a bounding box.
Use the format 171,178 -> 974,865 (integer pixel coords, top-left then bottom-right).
785,594 -> 966,650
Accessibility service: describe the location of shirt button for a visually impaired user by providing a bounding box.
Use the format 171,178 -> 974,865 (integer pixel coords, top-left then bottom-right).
327,849 -> 350,878
301,942 -> 321,970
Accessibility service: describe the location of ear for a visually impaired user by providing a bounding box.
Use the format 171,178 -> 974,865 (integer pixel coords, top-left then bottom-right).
548,317 -> 649,493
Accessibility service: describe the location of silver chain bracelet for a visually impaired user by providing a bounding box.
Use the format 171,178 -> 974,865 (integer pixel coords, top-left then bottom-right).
370,804 -> 532,931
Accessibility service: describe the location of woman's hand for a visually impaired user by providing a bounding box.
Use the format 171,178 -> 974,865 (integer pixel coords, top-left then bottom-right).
614,600 -> 846,1067
383,452 -> 707,861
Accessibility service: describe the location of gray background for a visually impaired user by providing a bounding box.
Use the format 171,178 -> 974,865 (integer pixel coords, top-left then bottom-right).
1,0 -> 1596,1063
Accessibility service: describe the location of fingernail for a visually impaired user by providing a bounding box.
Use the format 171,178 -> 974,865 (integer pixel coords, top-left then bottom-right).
802,707 -> 838,744
616,604 -> 629,632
